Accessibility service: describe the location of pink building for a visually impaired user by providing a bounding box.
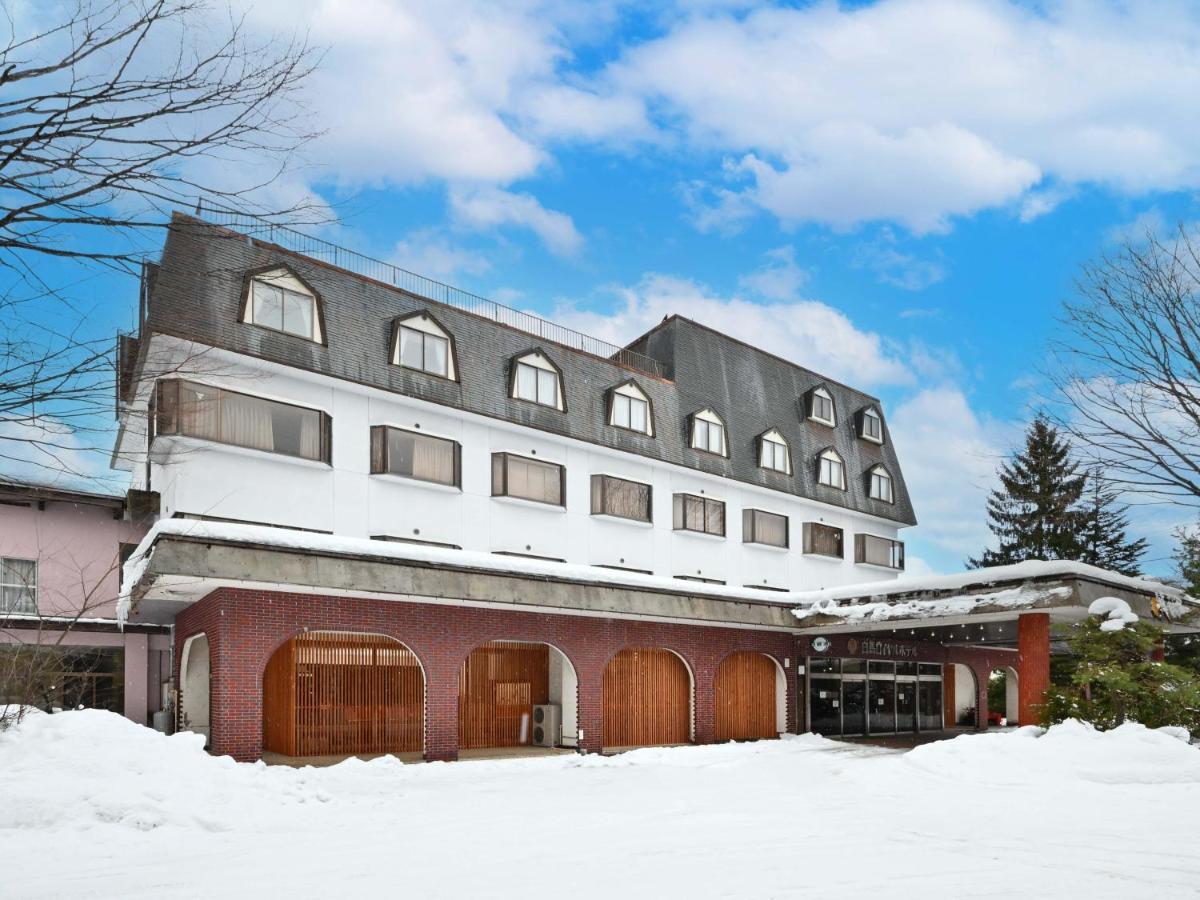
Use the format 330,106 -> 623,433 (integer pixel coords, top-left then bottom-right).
0,480 -> 167,724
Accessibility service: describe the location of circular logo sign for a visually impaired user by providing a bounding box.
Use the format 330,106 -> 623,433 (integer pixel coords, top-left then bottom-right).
810,636 -> 831,653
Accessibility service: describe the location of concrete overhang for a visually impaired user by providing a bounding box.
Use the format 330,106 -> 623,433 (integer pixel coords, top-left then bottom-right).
122,533 -> 806,633
792,572 -> 1200,636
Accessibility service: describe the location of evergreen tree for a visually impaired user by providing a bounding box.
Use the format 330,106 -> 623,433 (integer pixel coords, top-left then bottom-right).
1075,471 -> 1148,576
969,415 -> 1087,567
1039,616 -> 1200,733
1172,522 -> 1200,595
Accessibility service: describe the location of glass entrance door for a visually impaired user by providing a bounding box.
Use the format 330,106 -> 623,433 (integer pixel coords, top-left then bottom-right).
919,680 -> 943,731
809,678 -> 841,736
896,680 -> 917,732
841,679 -> 866,736
868,678 -> 896,734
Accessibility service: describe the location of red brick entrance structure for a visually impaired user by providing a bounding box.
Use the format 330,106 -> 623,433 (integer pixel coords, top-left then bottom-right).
175,587 -> 798,762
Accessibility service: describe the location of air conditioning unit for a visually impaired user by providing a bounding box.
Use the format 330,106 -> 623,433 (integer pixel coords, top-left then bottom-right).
532,704 -> 561,748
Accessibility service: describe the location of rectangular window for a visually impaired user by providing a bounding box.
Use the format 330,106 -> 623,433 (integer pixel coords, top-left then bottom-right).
492,453 -> 564,506
691,417 -> 725,455
863,410 -> 883,441
155,380 -> 330,463
0,557 -> 37,614
802,522 -> 844,558
612,392 -> 649,433
870,469 -> 894,503
370,426 -> 460,487
672,493 -> 725,537
811,391 -> 835,424
249,279 -> 317,340
760,437 -> 789,472
675,574 -> 725,585
856,533 -> 905,570
743,508 -> 788,548
398,326 -> 450,377
818,453 -> 846,489
590,474 -> 651,522
514,361 -> 559,408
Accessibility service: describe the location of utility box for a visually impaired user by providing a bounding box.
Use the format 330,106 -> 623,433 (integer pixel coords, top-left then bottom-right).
532,704 -> 561,748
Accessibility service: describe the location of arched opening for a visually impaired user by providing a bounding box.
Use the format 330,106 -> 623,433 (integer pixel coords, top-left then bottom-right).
602,647 -> 694,750
949,663 -> 979,728
179,634 -> 210,746
715,651 -> 785,741
458,641 -> 578,751
989,665 -> 1020,726
262,631 -> 424,758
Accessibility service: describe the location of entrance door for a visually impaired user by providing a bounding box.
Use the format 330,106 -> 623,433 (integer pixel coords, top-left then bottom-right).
868,678 -> 897,734
918,680 -> 943,731
895,680 -> 917,732
841,679 -> 866,736
809,677 -> 841,736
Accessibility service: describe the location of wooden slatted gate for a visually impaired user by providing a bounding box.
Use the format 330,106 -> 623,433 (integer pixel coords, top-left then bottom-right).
602,647 -> 691,748
262,632 -> 424,757
458,642 -> 550,749
714,651 -> 778,741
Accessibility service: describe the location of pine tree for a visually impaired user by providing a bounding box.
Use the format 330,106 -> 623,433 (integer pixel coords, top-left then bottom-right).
1173,523 -> 1200,595
969,415 -> 1087,567
1076,471 -> 1148,576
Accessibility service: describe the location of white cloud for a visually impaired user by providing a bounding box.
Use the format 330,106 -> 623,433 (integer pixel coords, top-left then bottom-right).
449,187 -> 583,256
852,230 -> 946,291
391,229 -> 491,281
554,272 -> 911,388
737,246 -> 808,300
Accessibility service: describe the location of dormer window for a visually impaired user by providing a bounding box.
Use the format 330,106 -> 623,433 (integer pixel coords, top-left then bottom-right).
608,381 -> 653,435
817,448 -> 847,490
860,407 -> 884,444
758,429 -> 791,474
689,408 -> 727,456
242,268 -> 322,342
868,465 -> 894,503
511,351 -> 565,410
390,311 -> 456,380
806,386 -> 836,427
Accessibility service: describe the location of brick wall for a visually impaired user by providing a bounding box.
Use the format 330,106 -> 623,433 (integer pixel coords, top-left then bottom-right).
175,588 -> 799,762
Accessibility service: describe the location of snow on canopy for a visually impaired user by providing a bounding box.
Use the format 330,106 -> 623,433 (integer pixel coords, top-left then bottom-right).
1089,595 -> 1140,632
794,585 -> 1073,624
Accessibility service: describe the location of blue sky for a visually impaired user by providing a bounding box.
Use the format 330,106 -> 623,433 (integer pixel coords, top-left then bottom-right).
13,0 -> 1200,578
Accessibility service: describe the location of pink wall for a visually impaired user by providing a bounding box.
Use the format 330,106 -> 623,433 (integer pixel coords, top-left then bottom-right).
0,495 -> 146,619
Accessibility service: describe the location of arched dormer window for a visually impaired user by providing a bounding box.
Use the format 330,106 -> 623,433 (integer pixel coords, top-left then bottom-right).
757,428 -> 791,474
241,267 -> 323,343
805,385 -> 836,427
389,310 -> 457,380
867,464 -> 894,503
816,447 -> 847,490
689,408 -> 727,456
607,380 -> 653,436
858,406 -> 884,444
510,350 -> 565,411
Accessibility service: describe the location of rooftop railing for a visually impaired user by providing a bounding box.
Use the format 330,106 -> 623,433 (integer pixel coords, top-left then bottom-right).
191,204 -> 665,379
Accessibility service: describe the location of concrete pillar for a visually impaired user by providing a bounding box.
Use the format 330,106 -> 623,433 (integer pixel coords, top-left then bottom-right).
1017,613 -> 1051,726
122,632 -> 149,726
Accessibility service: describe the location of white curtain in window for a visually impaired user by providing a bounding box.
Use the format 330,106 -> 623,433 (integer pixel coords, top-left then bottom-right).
412,436 -> 454,484
1,558 -> 36,613
221,392 -> 275,452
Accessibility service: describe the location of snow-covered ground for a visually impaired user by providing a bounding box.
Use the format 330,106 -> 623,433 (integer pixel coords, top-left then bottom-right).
2,712 -> 1198,898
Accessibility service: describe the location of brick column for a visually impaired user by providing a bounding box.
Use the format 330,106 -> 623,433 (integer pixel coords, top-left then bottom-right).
575,661 -> 604,754
423,660 -> 460,762
1017,613 -> 1051,727
943,664 -> 956,728
693,658 -> 716,744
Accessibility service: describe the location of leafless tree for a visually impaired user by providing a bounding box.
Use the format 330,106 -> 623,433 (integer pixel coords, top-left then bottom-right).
1050,226 -> 1200,505
0,0 -> 322,485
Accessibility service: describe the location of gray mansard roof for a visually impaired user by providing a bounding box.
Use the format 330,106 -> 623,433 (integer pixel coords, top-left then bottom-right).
139,214 -> 916,526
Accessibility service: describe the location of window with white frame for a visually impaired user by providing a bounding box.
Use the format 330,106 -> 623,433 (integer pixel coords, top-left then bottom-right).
0,557 -> 36,614
758,429 -> 791,474
817,448 -> 847,490
242,269 -> 321,342
392,313 -> 455,379
512,353 -> 563,410
809,387 -> 836,426
690,409 -> 726,455
868,465 -> 894,503
609,382 -> 652,435
861,407 -> 883,443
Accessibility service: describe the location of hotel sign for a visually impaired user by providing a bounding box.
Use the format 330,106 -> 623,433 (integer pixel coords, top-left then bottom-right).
846,637 -> 918,659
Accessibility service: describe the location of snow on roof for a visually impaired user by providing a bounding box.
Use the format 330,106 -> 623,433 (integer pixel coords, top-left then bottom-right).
789,559 -> 1184,607
793,585 -> 1074,625
117,518 -> 810,624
